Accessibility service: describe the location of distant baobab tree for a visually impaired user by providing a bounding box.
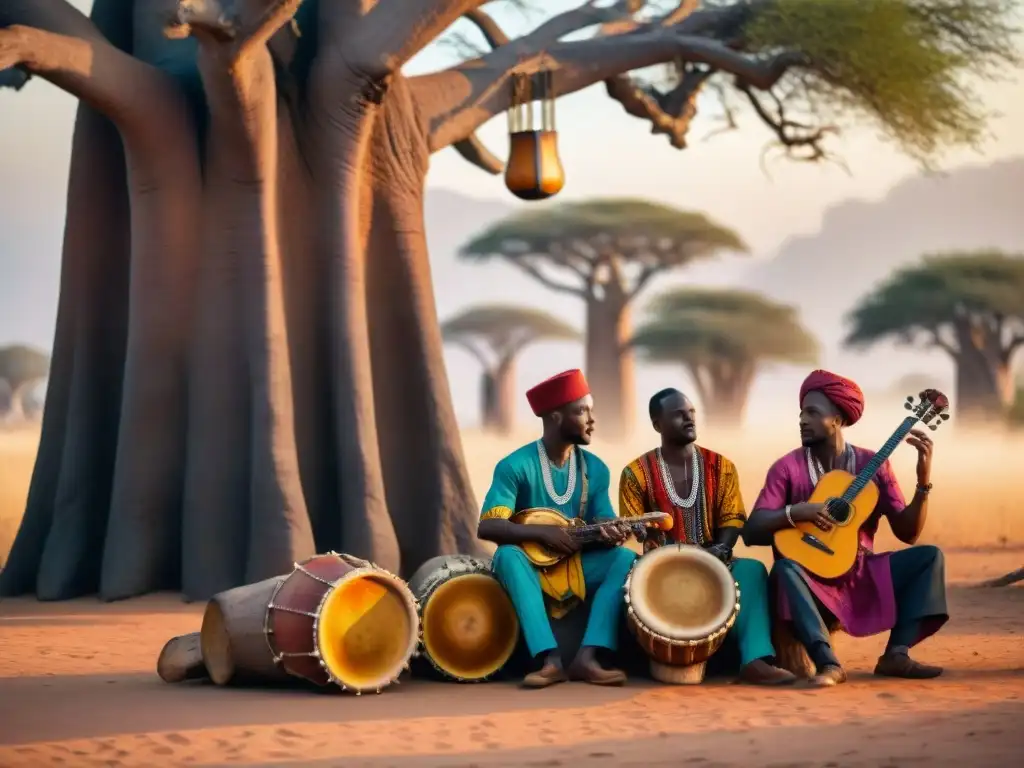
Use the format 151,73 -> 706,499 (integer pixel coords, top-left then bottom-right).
442,305 -> 580,434
0,0 -> 1017,601
0,345 -> 51,422
845,251 -> 1024,423
630,288 -> 818,427
461,199 -> 747,439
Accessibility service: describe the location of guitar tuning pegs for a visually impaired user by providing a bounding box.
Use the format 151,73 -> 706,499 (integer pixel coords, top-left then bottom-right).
904,401 -> 914,411
928,424 -> 938,431
940,413 -> 950,421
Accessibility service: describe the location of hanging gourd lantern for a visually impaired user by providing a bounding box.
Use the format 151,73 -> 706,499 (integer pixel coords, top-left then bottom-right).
504,69 -> 565,201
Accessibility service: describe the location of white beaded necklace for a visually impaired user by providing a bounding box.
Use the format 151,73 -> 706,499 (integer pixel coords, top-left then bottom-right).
805,445 -> 856,486
656,446 -> 701,508
537,440 -> 577,506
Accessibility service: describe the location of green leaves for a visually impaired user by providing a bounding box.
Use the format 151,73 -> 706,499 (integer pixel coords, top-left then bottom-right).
459,198 -> 747,268
441,304 -> 580,358
844,249 -> 1024,347
629,287 -> 819,366
743,0 -> 1020,163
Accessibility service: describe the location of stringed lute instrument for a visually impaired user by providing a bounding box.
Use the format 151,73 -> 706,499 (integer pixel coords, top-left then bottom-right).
511,507 -> 673,567
773,389 -> 950,579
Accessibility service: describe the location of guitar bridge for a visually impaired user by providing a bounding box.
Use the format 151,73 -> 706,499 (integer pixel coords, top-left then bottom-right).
801,533 -> 835,556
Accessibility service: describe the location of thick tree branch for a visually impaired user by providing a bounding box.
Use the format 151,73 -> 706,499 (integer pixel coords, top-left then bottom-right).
464,8 -> 510,48
0,25 -> 186,152
166,0 -> 302,63
453,133 -> 504,175
343,1 -> 490,79
1002,333 -> 1024,363
503,257 -> 587,298
417,25 -> 806,152
606,62 -> 714,149
928,327 -> 960,357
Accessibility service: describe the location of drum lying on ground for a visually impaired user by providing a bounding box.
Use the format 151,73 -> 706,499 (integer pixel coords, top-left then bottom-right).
201,552 -> 421,694
408,554 -> 519,682
624,544 -> 740,685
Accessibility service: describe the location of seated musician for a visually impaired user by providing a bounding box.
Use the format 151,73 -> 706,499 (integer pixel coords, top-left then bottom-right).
619,388 -> 797,686
743,369 -> 949,687
477,369 -> 637,689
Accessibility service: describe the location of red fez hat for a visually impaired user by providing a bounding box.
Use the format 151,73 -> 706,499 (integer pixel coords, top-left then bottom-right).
526,369 -> 590,417
800,369 -> 865,426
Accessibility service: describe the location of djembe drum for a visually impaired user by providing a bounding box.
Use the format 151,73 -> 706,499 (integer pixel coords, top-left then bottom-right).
201,552 -> 420,695
624,544 -> 740,684
408,554 -> 519,682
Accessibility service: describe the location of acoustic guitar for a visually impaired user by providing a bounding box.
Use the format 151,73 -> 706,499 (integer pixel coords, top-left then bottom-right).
773,389 -> 950,580
510,507 -> 674,568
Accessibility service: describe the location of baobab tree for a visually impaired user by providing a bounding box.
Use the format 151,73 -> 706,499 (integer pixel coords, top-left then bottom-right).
630,288 -> 818,427
0,0 -> 1017,601
441,305 -> 580,434
0,345 -> 51,422
845,251 -> 1024,423
461,200 -> 747,438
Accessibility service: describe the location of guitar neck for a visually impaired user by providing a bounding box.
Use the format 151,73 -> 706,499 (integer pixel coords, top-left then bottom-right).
569,513 -> 664,541
839,416 -> 919,503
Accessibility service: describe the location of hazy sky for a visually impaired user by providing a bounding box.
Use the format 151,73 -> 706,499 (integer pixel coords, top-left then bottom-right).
1,1 -> 1022,424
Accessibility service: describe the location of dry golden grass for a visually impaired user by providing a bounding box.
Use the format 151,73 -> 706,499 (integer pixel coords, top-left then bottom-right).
1,411 -> 1022,567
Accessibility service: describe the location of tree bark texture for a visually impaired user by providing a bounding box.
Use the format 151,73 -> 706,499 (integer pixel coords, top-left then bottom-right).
949,317 -> 1016,422
585,293 -> 634,440
688,359 -> 756,429
0,2 -> 484,601
1,0 -> 807,601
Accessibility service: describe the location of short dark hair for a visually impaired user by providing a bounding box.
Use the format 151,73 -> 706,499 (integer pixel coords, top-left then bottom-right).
649,388 -> 682,421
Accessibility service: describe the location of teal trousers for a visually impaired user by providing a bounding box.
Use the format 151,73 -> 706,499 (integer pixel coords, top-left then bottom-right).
728,557 -> 776,667
491,545 -> 638,658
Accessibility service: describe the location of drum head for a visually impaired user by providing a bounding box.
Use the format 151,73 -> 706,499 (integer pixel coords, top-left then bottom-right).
422,573 -> 519,681
315,570 -> 419,692
627,545 -> 737,642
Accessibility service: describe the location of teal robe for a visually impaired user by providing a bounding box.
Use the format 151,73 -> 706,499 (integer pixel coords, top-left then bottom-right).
481,442 -> 637,658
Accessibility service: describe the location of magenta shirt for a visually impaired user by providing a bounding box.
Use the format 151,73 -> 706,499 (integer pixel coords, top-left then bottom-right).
753,446 -> 907,637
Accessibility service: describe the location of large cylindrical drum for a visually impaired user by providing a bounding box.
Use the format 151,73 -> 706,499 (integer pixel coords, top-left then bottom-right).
624,544 -> 740,685
408,554 -> 519,682
266,552 -> 421,694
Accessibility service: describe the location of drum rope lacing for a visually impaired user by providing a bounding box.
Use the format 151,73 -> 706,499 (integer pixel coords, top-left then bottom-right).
537,439 -> 577,506
656,447 -> 706,544
263,553 -> 421,696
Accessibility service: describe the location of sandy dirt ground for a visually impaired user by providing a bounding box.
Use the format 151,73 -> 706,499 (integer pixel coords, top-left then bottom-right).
1,548 -> 1021,768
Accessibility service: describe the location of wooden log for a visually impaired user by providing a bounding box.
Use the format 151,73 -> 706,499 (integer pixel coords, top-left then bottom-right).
976,567 -> 1024,588
200,575 -> 290,686
156,631 -> 209,683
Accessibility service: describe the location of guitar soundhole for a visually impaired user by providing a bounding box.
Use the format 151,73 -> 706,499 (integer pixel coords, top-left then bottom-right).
826,498 -> 851,525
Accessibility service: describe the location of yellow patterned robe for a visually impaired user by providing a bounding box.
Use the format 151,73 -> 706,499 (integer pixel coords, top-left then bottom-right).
619,446 -> 745,549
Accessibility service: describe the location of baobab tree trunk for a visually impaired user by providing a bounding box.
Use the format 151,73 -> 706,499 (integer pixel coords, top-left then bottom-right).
0,5 -> 482,602
695,361 -> 755,430
585,294 -> 634,440
951,319 -> 1015,423
492,356 -> 517,436
480,371 -> 499,430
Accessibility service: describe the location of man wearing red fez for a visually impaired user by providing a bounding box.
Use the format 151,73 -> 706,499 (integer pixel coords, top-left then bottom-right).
478,369 -> 638,688
745,369 -> 949,687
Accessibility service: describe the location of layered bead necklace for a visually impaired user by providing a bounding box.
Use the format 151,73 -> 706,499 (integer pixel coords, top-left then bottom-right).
656,447 -> 705,544
805,444 -> 856,486
537,440 -> 577,507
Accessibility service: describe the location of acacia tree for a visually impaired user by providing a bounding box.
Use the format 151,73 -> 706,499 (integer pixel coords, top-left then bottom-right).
461,200 -> 747,438
630,288 -> 818,426
441,305 -> 580,434
0,345 -> 51,422
0,0 -> 1016,601
845,251 -> 1024,422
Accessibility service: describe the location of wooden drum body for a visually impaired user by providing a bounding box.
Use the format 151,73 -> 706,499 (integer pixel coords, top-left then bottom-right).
624,545 -> 740,685
408,554 -> 519,682
266,553 -> 421,694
